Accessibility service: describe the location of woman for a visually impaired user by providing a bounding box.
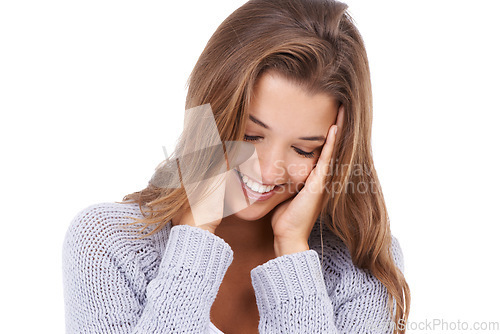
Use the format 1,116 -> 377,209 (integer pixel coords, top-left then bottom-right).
62,0 -> 411,333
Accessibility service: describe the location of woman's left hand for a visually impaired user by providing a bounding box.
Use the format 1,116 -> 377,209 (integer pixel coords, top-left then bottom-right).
270,104 -> 345,256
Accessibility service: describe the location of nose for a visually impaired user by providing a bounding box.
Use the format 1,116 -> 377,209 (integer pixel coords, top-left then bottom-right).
251,145 -> 287,186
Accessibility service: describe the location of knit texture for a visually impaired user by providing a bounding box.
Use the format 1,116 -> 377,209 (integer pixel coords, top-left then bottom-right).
62,201 -> 405,333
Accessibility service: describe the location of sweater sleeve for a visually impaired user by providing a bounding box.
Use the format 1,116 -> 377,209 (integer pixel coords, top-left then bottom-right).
250,250 -> 339,333
132,225 -> 233,333
250,236 -> 405,334
62,206 -> 233,334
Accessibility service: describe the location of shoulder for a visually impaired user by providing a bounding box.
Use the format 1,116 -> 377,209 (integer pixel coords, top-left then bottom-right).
64,201 -> 147,247
308,220 -> 405,308
62,201 -> 171,276
390,234 -> 405,273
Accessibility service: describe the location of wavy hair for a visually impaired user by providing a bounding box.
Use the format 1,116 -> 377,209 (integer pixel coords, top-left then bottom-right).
119,0 -> 410,331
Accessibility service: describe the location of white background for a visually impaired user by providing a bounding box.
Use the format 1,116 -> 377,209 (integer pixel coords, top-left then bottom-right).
1,0 -> 499,333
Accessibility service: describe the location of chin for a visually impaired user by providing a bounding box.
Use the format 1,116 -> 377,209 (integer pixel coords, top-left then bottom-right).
230,204 -> 273,221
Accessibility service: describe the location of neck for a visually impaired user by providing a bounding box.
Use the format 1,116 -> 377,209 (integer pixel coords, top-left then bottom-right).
214,214 -> 275,253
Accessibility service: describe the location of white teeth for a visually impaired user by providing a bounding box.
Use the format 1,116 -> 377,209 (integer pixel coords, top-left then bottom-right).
239,172 -> 276,193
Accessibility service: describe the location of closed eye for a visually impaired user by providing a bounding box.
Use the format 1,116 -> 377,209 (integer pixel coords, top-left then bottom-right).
243,134 -> 262,142
293,147 -> 315,158
243,134 -> 316,159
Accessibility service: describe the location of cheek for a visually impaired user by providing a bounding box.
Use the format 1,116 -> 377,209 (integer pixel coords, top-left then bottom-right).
287,160 -> 315,185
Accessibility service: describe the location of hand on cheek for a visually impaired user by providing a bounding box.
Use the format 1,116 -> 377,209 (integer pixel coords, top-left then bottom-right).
270,104 -> 345,257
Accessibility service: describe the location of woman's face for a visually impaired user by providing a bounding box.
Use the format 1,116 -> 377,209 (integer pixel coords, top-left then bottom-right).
224,70 -> 338,221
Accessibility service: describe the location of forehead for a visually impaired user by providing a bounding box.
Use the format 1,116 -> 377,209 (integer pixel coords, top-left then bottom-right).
247,71 -> 337,131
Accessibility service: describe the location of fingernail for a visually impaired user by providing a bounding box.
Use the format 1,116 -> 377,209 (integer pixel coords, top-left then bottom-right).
334,126 -> 338,135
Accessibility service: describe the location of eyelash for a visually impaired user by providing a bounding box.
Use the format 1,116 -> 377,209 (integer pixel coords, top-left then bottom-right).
243,134 -> 316,159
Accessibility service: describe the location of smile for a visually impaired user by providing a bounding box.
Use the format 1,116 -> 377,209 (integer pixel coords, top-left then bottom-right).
234,170 -> 285,202
236,170 -> 276,193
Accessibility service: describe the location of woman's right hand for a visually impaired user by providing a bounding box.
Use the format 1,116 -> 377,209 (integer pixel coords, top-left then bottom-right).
172,174 -> 226,233
171,169 -> 227,234
170,140 -> 255,234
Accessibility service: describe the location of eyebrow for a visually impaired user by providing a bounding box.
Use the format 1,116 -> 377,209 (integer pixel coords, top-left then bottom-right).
249,114 -> 326,142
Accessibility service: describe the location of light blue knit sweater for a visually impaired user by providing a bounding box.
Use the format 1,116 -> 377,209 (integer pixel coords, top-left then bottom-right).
62,201 -> 405,333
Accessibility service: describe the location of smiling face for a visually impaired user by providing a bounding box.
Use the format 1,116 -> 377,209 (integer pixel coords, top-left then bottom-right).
224,70 -> 338,221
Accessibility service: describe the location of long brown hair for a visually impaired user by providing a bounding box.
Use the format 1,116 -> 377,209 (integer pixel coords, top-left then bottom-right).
119,0 -> 410,331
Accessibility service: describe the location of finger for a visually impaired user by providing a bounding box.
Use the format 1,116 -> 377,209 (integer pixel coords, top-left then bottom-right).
317,103 -> 344,171
331,103 -> 345,161
335,104 -> 345,135
315,123 -> 337,178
